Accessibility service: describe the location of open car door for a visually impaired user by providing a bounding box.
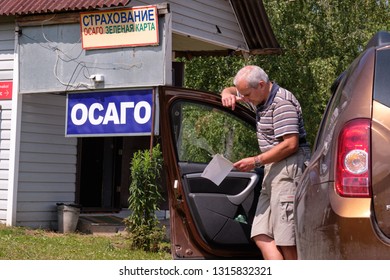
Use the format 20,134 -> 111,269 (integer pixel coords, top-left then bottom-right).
159,86 -> 263,259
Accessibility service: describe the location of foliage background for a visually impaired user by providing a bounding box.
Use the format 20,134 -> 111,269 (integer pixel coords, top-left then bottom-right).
176,102 -> 259,163
179,0 -> 390,146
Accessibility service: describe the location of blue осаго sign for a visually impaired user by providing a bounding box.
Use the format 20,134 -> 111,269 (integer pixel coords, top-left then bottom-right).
66,89 -> 153,136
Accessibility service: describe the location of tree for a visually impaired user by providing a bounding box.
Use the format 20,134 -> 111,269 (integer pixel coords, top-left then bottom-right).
180,0 -> 390,146
125,144 -> 166,252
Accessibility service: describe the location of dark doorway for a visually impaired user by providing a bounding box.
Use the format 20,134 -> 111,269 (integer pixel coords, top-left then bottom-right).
76,136 -> 151,213
77,137 -> 123,212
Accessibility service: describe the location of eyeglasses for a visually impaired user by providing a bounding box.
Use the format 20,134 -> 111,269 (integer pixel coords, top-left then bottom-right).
237,82 -> 264,98
237,88 -> 253,97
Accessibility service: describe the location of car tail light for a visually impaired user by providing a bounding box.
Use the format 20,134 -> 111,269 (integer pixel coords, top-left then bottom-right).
336,119 -> 371,197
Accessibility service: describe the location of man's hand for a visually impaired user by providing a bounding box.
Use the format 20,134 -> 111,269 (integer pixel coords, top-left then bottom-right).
233,157 -> 255,172
221,87 -> 242,110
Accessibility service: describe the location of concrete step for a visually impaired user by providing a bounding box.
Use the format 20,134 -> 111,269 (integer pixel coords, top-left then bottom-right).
76,210 -> 170,236
77,215 -> 126,235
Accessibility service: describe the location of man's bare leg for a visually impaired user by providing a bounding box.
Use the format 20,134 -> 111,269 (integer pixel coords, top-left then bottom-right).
253,234 -> 283,260
280,246 -> 297,260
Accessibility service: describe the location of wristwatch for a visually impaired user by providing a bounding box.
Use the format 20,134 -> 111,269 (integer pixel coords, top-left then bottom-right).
254,155 -> 263,168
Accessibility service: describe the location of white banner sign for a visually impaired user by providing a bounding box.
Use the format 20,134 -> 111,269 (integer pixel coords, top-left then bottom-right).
80,5 -> 159,50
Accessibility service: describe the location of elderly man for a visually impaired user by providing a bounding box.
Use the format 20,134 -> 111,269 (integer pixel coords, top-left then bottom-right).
221,65 -> 310,260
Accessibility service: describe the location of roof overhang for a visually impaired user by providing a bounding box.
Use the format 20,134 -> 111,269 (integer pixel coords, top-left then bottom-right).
0,0 -> 281,56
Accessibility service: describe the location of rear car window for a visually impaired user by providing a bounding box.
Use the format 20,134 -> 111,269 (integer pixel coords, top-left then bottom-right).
374,48 -> 390,107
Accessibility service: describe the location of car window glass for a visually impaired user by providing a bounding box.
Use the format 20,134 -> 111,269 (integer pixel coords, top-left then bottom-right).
171,101 -> 259,163
314,73 -> 348,151
374,48 -> 390,107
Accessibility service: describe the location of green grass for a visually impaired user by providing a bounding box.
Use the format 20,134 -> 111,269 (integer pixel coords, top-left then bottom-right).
0,224 -> 172,260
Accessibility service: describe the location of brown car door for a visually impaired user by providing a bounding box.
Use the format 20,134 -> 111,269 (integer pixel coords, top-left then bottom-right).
158,86 -> 263,259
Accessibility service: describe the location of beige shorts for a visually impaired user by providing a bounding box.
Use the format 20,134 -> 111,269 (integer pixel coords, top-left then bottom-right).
250,147 -> 310,246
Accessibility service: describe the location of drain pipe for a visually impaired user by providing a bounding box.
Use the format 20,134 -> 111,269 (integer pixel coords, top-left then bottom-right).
6,24 -> 22,226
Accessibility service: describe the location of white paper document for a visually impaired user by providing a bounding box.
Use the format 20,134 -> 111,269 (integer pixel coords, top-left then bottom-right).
201,154 -> 234,186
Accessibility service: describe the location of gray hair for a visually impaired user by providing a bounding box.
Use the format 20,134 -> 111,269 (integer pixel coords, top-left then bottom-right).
233,65 -> 269,88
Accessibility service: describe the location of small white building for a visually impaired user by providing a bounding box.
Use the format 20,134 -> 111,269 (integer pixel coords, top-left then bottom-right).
0,0 -> 280,230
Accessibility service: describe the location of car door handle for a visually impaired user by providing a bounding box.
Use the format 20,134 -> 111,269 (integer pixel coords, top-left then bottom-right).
227,173 -> 259,205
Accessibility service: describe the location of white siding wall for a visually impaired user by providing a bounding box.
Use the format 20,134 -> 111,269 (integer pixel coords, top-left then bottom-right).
132,0 -> 248,51
17,93 -> 77,229
0,101 -> 11,223
0,22 -> 14,224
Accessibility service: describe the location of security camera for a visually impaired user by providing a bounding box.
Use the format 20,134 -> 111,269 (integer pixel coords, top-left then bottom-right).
90,74 -> 104,82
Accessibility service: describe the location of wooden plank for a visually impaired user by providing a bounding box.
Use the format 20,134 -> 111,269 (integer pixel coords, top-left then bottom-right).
0,125 -> 10,135
22,102 -> 66,117
21,112 -> 65,126
0,139 -> 10,150
0,170 -> 9,180
0,60 -> 14,69
19,162 -> 76,174
0,40 -> 14,51
0,29 -> 14,41
18,182 -> 75,192
0,23 -> 15,32
1,109 -> 12,120
23,93 -> 65,107
20,152 -> 76,164
170,0 -> 233,21
0,200 -> 7,210
0,129 -> 10,139
0,180 -> 8,190
20,142 -> 77,155
21,132 -> 77,146
16,211 -> 57,222
173,13 -> 242,39
17,192 -> 74,202
21,122 -> 67,135
0,101 -> 12,110
18,172 -> 76,183
0,159 -> 9,169
17,201 -> 64,212
0,150 -> 10,160
0,190 -> 8,200
0,70 -> 13,80
0,120 -> 12,131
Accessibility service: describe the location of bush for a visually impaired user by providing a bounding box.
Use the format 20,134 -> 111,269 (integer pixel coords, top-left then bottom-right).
125,144 -> 166,252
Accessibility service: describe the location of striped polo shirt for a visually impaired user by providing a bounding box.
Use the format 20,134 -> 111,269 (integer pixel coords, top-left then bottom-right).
252,83 -> 307,153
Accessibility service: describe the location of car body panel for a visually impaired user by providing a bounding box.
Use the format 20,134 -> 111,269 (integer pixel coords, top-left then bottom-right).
372,101 -> 390,237
295,31 -> 390,259
371,46 -> 390,238
158,86 -> 263,259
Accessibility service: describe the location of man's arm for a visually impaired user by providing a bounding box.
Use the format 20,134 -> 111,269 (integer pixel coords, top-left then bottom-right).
221,86 -> 242,110
233,134 -> 299,172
